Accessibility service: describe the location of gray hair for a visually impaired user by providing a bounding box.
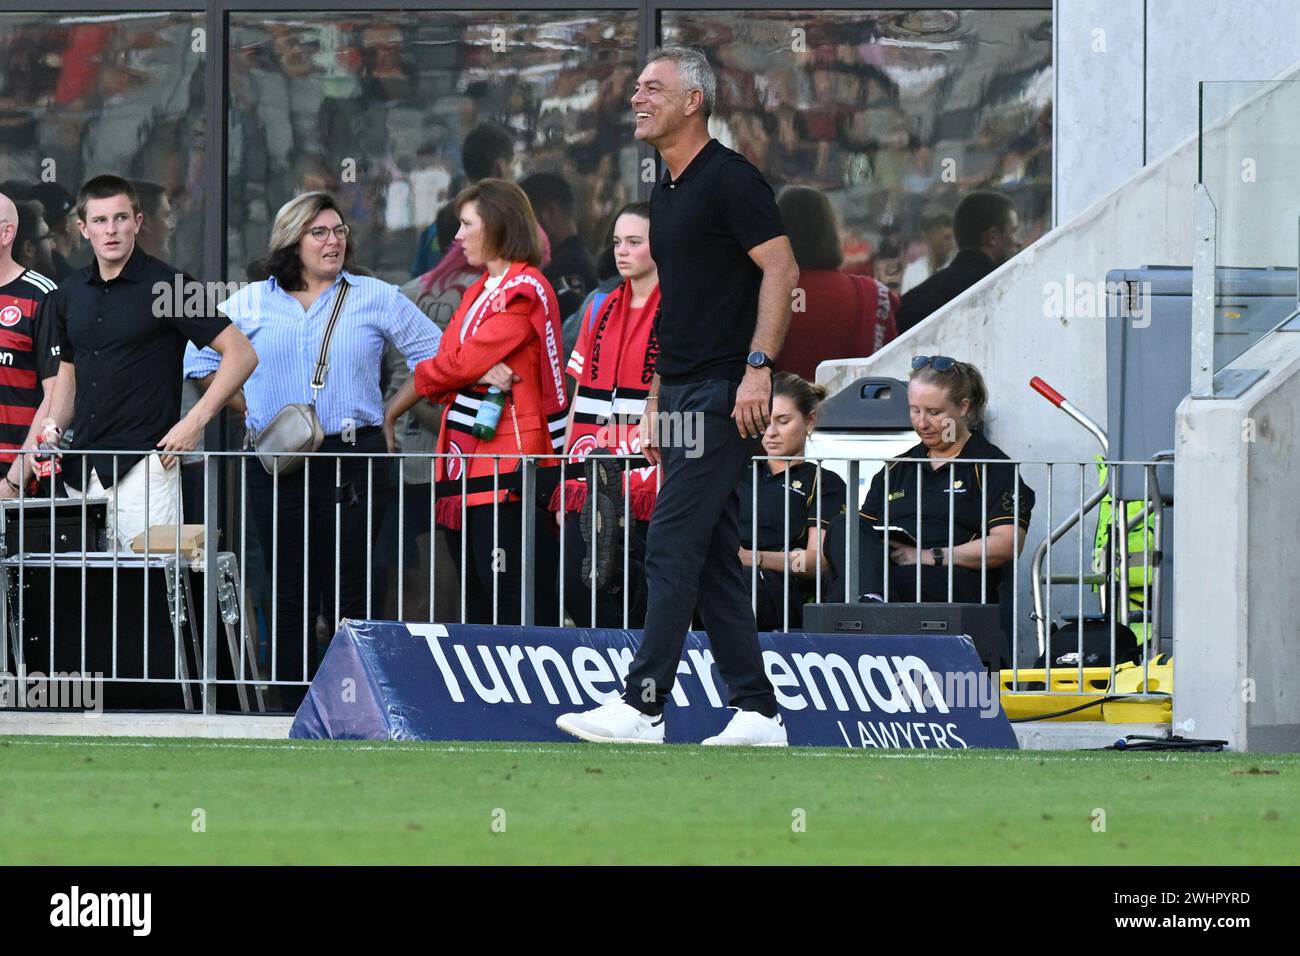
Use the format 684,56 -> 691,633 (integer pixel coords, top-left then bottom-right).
647,47 -> 716,118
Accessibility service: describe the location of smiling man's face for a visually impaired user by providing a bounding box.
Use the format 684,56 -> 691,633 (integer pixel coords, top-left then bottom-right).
630,58 -> 697,147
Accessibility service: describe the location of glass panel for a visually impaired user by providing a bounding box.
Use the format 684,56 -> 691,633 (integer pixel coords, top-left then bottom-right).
1199,80 -> 1300,372
227,11 -> 641,299
0,12 -> 207,277
662,9 -> 1053,291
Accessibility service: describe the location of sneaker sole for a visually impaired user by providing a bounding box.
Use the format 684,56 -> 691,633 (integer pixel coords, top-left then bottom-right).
556,716 -> 663,745
579,456 -> 622,589
701,739 -> 789,747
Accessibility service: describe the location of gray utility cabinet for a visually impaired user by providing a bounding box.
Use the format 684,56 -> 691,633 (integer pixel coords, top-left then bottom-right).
1105,265 -> 1297,500
1104,265 -> 1295,647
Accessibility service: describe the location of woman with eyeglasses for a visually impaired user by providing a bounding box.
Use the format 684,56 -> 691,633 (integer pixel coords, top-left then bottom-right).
187,191 -> 442,710
827,356 -> 1035,607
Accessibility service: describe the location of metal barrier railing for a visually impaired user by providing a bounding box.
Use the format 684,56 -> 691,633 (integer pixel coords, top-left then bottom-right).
0,447 -> 1169,714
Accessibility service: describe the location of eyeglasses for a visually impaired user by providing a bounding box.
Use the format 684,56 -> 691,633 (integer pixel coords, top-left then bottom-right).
912,355 -> 958,372
307,224 -> 350,243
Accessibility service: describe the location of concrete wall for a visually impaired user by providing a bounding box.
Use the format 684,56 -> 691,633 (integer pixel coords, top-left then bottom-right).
820,28 -> 1300,663
1174,328 -> 1300,752
818,134 -> 1199,651
1054,0 -> 1300,224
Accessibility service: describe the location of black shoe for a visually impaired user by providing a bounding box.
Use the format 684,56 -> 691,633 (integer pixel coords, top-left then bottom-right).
580,450 -> 624,590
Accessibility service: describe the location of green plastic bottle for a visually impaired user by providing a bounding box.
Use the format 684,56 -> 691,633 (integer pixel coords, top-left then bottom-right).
471,387 -> 506,440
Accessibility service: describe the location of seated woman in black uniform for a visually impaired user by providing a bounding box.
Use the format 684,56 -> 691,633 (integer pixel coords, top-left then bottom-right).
737,373 -> 847,630
828,356 -> 1034,604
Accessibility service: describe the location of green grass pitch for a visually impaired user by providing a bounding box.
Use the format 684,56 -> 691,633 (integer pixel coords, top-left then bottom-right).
1,737 -> 1297,865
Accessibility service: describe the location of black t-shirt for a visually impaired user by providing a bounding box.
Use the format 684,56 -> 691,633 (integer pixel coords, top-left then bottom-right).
45,246 -> 230,488
738,460 -> 847,551
896,249 -> 995,333
859,430 -> 1035,598
649,139 -> 785,383
0,268 -> 59,464
545,234 -> 597,321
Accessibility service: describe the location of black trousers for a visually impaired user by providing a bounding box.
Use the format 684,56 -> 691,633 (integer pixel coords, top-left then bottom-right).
623,378 -> 778,718
753,567 -> 806,632
445,499 -> 560,626
246,428 -> 391,710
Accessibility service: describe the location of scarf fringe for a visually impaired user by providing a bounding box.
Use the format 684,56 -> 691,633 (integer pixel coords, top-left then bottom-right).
435,496 -> 465,531
548,480 -> 657,522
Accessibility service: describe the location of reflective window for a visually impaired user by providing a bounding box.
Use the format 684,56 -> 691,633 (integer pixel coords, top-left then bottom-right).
0,12 -> 207,276
227,12 -> 641,284
662,9 -> 1053,290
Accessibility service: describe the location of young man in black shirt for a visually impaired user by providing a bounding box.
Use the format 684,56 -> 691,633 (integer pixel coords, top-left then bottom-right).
558,47 -> 800,746
42,175 -> 256,549
520,172 -> 597,320
896,191 -> 1021,333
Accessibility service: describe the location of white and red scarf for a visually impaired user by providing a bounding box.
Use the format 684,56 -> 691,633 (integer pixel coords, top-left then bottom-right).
550,280 -> 660,521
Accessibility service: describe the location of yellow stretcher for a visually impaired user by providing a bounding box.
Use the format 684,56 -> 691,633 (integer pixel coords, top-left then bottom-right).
999,655 -> 1172,723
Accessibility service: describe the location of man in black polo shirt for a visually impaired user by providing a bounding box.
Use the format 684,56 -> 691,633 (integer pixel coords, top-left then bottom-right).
896,191 -> 1021,333
558,47 -> 800,746
42,175 -> 256,549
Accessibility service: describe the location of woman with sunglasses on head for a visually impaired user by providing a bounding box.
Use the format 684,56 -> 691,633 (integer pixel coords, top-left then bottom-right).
187,191 -> 442,710
827,355 -> 1035,607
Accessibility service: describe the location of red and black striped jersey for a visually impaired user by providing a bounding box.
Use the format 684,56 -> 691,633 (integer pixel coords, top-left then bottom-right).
0,268 -> 57,464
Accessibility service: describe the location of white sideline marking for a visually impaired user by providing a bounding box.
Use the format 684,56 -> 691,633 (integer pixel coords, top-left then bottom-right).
0,737 -> 1248,763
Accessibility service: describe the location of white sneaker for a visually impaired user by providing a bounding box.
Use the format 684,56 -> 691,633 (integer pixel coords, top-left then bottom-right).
556,699 -> 665,744
702,709 -> 788,747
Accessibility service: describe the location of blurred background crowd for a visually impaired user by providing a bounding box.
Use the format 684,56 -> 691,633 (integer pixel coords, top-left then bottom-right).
0,8 -> 1051,293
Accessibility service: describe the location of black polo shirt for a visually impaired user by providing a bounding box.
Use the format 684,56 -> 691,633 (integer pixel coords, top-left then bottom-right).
859,430 -> 1034,600
738,460 -> 847,551
896,249 -> 995,333
44,246 -> 229,488
649,138 -> 785,383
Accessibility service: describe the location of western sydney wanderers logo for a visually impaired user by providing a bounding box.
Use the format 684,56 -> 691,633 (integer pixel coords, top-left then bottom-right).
445,440 -> 464,481
0,305 -> 21,327
568,434 -> 599,463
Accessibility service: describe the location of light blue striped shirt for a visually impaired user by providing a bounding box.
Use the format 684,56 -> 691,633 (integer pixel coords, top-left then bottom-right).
184,270 -> 441,434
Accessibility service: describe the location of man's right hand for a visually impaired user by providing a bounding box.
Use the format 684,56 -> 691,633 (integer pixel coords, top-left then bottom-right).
477,362 -> 519,391
638,399 -> 661,467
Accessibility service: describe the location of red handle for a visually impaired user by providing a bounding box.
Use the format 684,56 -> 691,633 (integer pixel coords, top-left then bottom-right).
1030,376 -> 1066,407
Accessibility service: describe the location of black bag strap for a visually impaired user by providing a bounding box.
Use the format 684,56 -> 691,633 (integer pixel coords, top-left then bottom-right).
309,279 -> 351,402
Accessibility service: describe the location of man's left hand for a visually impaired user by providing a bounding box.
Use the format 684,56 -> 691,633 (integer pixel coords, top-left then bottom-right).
156,417 -> 204,469
733,367 -> 772,439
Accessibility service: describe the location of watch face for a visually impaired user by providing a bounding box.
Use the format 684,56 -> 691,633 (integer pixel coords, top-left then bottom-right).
747,351 -> 769,368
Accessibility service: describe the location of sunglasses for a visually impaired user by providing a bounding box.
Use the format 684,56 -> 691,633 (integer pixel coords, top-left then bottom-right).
912,355 -> 958,372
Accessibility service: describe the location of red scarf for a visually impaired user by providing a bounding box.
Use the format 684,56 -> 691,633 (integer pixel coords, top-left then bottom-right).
550,280 -> 660,521
460,261 -> 567,418
429,261 -> 568,530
